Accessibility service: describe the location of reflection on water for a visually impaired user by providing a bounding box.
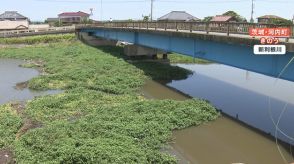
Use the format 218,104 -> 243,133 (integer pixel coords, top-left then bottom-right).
141,78 -> 293,164
168,63 -> 294,146
0,59 -> 61,105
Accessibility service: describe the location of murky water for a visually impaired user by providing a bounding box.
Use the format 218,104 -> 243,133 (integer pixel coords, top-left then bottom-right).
141,66 -> 294,163
168,64 -> 294,146
172,117 -> 293,164
0,59 -> 61,105
141,80 -> 187,100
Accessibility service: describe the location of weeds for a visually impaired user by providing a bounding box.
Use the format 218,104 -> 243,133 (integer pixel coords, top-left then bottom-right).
0,39 -> 219,163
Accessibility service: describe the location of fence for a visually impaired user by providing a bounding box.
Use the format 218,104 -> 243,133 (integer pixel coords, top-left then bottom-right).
0,26 -> 75,38
77,21 -> 294,39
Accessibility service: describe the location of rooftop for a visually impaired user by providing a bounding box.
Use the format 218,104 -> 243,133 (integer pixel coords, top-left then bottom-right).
210,15 -> 233,22
0,11 -> 27,20
58,11 -> 90,17
46,18 -> 59,21
158,11 -> 200,21
257,15 -> 284,19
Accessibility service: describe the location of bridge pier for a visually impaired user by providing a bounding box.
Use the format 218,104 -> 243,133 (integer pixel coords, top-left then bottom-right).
123,44 -> 167,58
162,53 -> 168,60
78,32 -> 117,47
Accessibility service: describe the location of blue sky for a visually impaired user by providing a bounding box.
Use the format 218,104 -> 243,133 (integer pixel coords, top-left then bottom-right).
1,0 -> 293,21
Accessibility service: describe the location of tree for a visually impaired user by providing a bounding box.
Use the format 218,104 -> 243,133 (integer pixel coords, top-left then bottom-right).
81,18 -> 93,24
272,18 -> 293,26
222,11 -> 247,22
54,21 -> 62,27
203,16 -> 213,22
142,15 -> 150,22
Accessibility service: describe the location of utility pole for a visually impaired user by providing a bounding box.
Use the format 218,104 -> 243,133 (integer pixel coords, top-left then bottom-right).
100,0 -> 103,21
151,0 -> 154,21
90,8 -> 93,17
250,0 -> 254,23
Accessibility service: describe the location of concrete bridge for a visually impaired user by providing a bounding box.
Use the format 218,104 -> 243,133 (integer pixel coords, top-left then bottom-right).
76,22 -> 294,82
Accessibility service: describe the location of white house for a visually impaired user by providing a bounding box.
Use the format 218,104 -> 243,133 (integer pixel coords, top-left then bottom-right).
0,11 -> 29,31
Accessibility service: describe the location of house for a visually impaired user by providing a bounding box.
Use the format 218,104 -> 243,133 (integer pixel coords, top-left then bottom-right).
0,11 -> 28,21
157,11 -> 200,22
0,11 -> 29,30
257,15 -> 285,24
210,15 -> 237,22
46,18 -> 59,27
58,11 -> 90,25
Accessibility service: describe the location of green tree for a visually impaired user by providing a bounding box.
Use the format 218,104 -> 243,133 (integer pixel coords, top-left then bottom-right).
142,15 -> 150,22
203,16 -> 213,22
222,11 -> 247,22
81,18 -> 93,24
272,18 -> 293,25
54,21 -> 62,27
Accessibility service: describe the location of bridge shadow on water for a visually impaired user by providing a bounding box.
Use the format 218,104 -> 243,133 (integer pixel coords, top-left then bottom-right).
81,40 -> 192,84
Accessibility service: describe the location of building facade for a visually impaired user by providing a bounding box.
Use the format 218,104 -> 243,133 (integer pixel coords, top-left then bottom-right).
58,11 -> 90,25
0,11 -> 29,30
257,15 -> 284,24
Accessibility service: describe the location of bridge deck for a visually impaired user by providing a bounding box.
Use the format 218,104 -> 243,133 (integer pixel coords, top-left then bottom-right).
78,24 -> 294,52
77,22 -> 294,82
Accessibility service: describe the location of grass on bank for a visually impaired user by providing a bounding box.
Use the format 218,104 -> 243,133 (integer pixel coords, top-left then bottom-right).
0,34 -> 76,45
0,35 -> 219,163
168,53 -> 212,64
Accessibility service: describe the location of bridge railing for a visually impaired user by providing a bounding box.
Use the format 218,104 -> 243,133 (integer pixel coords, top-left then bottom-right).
78,22 -> 294,40
0,26 -> 75,38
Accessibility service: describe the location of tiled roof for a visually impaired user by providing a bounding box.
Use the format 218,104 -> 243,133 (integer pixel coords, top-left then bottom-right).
0,11 -> 27,19
158,11 -> 200,21
210,15 -> 233,22
257,15 -> 284,19
58,11 -> 90,17
46,18 -> 59,22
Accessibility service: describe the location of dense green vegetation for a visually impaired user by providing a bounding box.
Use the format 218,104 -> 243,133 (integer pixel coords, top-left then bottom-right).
0,104 -> 22,149
0,34 -> 75,45
0,35 -> 219,163
167,53 -> 212,64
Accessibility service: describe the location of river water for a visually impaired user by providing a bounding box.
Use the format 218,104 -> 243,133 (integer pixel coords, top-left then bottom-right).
2,58 -> 294,163
142,63 -> 294,163
0,59 -> 61,105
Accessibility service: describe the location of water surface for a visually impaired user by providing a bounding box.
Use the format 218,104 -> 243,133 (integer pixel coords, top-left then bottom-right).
0,59 -> 61,105
141,77 -> 293,164
168,64 -> 294,145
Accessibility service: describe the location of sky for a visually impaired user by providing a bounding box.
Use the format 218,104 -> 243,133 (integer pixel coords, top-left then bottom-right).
0,0 -> 294,22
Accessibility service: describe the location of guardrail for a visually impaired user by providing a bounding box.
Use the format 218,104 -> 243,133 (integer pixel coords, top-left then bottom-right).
0,26 -> 75,38
77,22 -> 294,40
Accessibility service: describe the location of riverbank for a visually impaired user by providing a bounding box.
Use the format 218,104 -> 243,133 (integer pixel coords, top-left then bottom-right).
0,35 -> 219,163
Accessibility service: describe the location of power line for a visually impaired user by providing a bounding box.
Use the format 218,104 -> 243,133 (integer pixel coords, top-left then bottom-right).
34,0 -> 294,3
154,0 -> 247,3
151,0 -> 154,21
35,0 -> 148,3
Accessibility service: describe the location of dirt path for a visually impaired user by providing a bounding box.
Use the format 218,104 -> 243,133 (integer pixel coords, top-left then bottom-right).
0,149 -> 14,164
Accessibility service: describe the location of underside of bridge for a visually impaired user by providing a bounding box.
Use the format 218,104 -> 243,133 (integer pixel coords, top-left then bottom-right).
78,28 -> 294,82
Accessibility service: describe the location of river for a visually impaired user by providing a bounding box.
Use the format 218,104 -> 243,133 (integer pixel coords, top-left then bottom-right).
0,59 -> 61,105
142,63 -> 294,164
2,58 -> 294,163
